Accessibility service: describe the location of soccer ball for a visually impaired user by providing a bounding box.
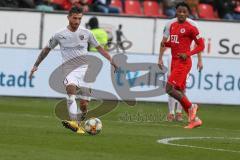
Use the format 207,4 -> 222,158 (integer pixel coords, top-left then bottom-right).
84,117 -> 102,135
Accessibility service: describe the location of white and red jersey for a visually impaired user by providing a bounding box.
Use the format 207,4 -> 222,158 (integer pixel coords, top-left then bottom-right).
163,18 -> 204,60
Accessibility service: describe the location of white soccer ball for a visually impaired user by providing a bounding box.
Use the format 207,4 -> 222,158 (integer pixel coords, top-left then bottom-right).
84,117 -> 102,135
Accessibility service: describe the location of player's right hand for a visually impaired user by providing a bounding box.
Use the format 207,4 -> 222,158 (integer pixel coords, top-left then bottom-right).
158,59 -> 164,70
29,66 -> 38,80
178,53 -> 188,60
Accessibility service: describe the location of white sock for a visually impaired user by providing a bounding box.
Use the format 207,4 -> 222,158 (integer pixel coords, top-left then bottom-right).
176,101 -> 183,113
168,96 -> 176,114
189,104 -> 196,110
66,95 -> 81,122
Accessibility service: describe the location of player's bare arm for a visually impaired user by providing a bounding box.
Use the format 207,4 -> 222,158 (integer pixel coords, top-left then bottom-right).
197,52 -> 203,71
29,47 -> 51,79
158,37 -> 168,70
96,45 -> 118,71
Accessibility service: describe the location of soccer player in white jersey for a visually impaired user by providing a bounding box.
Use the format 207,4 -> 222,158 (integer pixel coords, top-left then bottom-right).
29,6 -> 117,134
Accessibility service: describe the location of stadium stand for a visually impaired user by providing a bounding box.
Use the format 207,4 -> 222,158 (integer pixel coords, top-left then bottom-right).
110,0 -> 123,13
0,0 -> 240,21
125,0 -> 142,15
143,0 -> 165,17
198,3 -> 219,20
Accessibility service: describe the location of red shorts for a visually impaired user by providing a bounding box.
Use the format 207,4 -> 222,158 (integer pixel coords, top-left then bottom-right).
168,60 -> 192,91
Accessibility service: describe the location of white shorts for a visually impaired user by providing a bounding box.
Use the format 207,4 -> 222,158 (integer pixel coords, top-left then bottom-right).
64,67 -> 92,101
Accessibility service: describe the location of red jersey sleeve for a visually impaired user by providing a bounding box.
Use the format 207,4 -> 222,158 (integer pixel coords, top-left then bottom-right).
187,26 -> 205,56
191,26 -> 200,39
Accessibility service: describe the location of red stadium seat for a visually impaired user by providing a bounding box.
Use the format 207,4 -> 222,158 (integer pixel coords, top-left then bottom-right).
143,0 -> 165,17
234,6 -> 240,13
198,3 -> 219,20
125,0 -> 142,15
110,0 -> 123,12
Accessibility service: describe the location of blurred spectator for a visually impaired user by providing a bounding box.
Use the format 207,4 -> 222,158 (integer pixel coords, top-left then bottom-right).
51,0 -> 89,11
214,0 -> 236,20
232,0 -> 240,20
162,0 -> 183,18
120,0 -> 125,13
185,0 -> 199,19
78,0 -> 90,12
0,0 -> 19,8
199,0 -> 213,5
91,0 -> 120,14
86,17 -> 109,51
19,0 -> 35,8
35,0 -> 54,11
0,0 -> 34,8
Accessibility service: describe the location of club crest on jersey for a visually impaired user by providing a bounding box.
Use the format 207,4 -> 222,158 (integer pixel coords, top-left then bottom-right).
79,35 -> 84,40
180,28 -> 186,33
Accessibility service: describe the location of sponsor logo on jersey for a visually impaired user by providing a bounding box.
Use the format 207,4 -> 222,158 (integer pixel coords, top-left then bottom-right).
59,35 -> 66,39
62,44 -> 84,50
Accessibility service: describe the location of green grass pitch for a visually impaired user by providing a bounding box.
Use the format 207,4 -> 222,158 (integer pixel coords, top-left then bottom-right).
0,97 -> 240,160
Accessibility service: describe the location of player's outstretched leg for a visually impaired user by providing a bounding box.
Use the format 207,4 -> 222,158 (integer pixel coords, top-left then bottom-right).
188,104 -> 198,122
62,120 -> 85,134
184,104 -> 203,129
62,95 -> 85,134
166,83 -> 202,128
165,83 -> 191,114
80,99 -> 89,121
172,93 -> 199,123
179,98 -> 203,128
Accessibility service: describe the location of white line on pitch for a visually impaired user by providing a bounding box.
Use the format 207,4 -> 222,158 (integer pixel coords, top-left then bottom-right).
157,137 -> 240,153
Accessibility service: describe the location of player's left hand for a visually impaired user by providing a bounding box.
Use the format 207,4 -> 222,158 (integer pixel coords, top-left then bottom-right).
197,60 -> 203,72
29,66 -> 38,79
111,62 -> 119,73
177,53 -> 188,61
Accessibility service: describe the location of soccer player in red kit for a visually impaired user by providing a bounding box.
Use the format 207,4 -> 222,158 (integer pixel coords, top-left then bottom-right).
158,2 -> 205,129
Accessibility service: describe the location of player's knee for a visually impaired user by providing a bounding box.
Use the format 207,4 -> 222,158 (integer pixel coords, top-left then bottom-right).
166,83 -> 173,95
80,99 -> 89,108
80,100 -> 88,113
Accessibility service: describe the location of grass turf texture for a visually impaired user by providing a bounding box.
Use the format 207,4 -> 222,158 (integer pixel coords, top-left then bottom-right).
0,97 -> 240,160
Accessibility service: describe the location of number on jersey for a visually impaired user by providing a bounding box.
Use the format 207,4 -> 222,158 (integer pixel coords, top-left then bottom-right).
170,35 -> 179,44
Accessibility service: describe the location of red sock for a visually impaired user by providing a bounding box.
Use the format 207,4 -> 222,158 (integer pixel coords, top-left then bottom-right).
180,96 -> 192,113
